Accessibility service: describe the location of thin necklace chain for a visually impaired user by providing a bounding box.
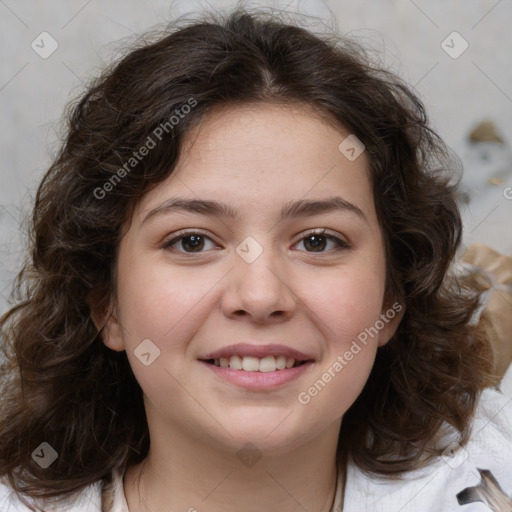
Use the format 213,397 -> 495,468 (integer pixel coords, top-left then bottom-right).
101,460 -> 346,512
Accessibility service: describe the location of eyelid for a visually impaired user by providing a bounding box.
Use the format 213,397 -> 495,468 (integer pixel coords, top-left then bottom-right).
160,229 -> 220,250
294,228 -> 351,249
161,227 -> 351,253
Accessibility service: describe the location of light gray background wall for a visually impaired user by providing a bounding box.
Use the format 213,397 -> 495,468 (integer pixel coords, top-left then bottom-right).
1,0 -> 512,316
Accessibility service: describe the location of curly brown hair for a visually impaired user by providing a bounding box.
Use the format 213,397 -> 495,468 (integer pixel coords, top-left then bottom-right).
0,6 -> 496,510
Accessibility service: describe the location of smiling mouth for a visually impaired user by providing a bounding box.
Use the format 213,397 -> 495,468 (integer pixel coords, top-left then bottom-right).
202,355 -> 310,372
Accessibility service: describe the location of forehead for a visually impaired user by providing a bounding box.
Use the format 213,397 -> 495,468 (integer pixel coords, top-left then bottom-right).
181,102 -> 366,171
136,102 -> 375,223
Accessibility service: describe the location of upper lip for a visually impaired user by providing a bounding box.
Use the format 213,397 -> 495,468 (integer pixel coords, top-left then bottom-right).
198,343 -> 315,361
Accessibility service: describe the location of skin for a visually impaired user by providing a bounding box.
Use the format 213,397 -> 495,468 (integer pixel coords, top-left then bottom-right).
97,103 -> 402,512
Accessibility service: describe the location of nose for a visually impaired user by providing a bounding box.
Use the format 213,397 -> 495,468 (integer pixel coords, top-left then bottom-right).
221,248 -> 297,324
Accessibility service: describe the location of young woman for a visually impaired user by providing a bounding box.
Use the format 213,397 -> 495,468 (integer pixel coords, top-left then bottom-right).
1,7 -> 511,512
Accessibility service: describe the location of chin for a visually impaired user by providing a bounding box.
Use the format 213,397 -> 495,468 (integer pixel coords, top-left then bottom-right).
223,420 -> 313,453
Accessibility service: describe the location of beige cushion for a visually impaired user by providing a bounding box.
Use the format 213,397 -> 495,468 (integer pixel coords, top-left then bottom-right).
459,243 -> 512,379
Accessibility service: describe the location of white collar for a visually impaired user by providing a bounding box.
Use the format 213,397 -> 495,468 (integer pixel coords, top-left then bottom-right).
105,462 -> 345,512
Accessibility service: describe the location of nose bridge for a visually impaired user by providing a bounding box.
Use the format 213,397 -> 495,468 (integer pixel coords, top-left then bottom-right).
223,238 -> 296,321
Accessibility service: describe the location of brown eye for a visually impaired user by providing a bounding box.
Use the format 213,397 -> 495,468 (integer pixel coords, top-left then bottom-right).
303,234 -> 328,252
178,235 -> 205,252
162,232 -> 217,253
294,231 -> 350,253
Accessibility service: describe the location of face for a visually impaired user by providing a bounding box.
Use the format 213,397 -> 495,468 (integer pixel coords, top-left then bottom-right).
100,103 -> 399,455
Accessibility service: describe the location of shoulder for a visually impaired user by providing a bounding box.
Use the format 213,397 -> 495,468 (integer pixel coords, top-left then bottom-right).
344,387 -> 512,512
0,475 -> 104,512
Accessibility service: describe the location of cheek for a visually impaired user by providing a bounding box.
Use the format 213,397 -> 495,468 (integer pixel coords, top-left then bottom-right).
294,259 -> 385,417
300,260 -> 386,417
298,345 -> 376,421
298,279 -> 382,420
303,261 -> 386,342
115,254 -> 217,345
114,263 -> 216,398
328,351 -> 375,424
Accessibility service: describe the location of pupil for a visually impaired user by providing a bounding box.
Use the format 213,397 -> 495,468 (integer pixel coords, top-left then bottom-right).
305,235 -> 326,251
183,235 -> 204,252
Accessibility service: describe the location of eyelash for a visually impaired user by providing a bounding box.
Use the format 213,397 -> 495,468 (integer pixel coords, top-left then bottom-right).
160,228 -> 351,254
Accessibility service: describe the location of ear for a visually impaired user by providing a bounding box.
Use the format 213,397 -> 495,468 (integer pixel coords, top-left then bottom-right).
377,300 -> 405,347
87,289 -> 126,352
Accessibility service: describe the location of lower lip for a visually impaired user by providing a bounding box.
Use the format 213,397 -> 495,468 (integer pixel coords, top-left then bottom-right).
199,360 -> 314,390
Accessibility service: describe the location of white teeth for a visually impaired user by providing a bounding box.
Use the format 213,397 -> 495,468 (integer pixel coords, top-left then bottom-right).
213,355 -> 303,371
229,355 -> 243,370
276,355 -> 287,370
259,356 -> 277,372
242,356 -> 260,371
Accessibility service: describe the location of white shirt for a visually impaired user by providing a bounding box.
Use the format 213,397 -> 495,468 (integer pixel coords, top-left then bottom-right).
1,388 -> 511,512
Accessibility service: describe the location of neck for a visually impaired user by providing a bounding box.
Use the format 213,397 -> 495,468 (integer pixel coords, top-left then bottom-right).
123,421 -> 343,512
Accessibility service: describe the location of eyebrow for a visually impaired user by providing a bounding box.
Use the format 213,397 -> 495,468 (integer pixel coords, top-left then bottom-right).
141,196 -> 367,225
